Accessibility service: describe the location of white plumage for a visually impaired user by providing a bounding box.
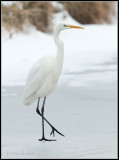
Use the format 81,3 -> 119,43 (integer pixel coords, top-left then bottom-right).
23,56 -> 59,105
23,23 -> 84,106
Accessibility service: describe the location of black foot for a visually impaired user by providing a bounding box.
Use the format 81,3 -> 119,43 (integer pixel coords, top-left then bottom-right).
36,107 -> 65,137
38,137 -> 57,141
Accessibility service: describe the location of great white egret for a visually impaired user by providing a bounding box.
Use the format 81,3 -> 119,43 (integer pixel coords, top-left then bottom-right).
23,23 -> 84,141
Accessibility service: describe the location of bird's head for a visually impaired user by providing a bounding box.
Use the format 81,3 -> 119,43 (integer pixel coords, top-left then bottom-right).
56,23 -> 84,31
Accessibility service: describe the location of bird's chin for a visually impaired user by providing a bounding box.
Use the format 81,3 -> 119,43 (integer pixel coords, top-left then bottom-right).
61,27 -> 70,31
65,27 -> 71,30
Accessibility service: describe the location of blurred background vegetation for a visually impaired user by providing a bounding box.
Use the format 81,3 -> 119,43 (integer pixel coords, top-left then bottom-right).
2,1 -> 116,33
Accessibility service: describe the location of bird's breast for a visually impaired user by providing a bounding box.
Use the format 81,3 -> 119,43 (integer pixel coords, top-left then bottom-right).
37,75 -> 58,98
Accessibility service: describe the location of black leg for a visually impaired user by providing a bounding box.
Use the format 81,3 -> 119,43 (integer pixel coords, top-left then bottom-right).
38,97 -> 57,141
39,97 -> 46,140
36,97 -> 64,141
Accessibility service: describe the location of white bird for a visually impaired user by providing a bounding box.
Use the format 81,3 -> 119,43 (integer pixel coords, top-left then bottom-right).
23,23 -> 84,141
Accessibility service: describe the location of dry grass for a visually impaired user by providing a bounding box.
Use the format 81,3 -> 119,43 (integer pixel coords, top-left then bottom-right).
63,2 -> 116,24
2,3 -> 25,31
2,2 -> 54,33
2,2 -> 116,33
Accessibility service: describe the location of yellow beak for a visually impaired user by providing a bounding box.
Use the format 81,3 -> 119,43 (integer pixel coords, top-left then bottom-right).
67,25 -> 84,29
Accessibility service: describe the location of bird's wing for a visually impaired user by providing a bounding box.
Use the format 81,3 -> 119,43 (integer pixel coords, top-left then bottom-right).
23,56 -> 54,101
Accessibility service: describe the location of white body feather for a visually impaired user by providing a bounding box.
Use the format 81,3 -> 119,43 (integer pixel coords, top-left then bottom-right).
23,24 -> 64,106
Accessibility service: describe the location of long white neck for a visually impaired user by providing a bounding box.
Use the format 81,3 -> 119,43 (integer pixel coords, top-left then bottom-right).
54,29 -> 64,79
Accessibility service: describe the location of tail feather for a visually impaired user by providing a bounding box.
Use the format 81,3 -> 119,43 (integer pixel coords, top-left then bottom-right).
23,92 -> 38,106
